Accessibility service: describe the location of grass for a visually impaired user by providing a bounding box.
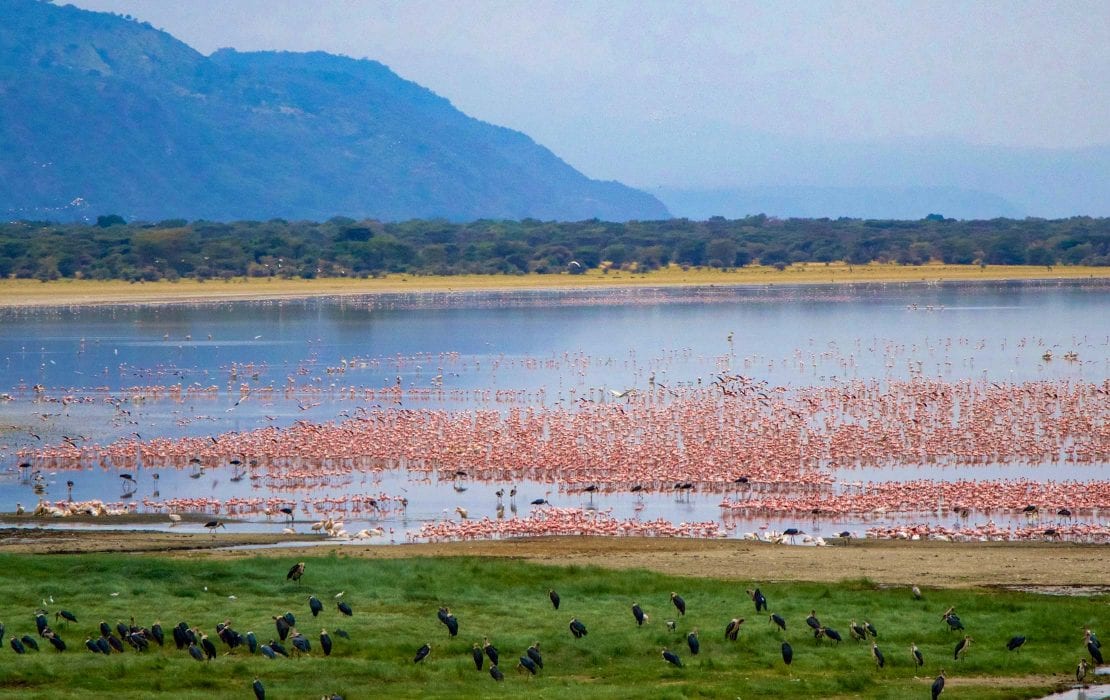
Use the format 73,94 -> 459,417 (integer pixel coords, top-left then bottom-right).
0,553 -> 1101,699
0,262 -> 1107,308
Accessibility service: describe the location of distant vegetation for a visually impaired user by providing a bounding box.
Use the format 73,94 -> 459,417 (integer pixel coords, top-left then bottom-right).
1,215 -> 1107,282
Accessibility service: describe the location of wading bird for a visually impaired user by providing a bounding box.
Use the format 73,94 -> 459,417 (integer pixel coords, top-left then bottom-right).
204,520 -> 224,534
932,670 -> 946,699
726,618 -> 744,641
911,642 -> 924,670
517,655 -> 538,675
526,643 -> 543,669
1007,635 -> 1026,651
287,562 -> 306,583
483,637 -> 499,666
806,610 -> 821,632
687,629 -> 699,655
489,665 -> 504,681
782,641 -> 793,665
472,643 -> 484,670
548,590 -> 560,610
252,678 -> 264,700
955,636 -> 972,660
569,618 -> 588,639
319,629 -> 332,656
770,613 -> 786,631
747,588 -> 767,612
670,592 -> 686,616
1077,658 -> 1088,682
871,642 -> 885,669
662,648 -> 682,667
309,595 -> 322,617
414,643 -> 431,663
632,603 -> 647,626
337,601 -> 352,617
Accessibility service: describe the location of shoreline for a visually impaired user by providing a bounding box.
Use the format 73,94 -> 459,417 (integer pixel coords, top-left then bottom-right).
1,263 -> 1107,308
2,530 -> 1106,589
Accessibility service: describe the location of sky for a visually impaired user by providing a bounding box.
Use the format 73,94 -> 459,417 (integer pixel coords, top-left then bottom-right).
63,0 -> 1110,197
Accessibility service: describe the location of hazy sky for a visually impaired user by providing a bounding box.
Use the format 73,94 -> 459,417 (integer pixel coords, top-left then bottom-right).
64,1 -> 1110,188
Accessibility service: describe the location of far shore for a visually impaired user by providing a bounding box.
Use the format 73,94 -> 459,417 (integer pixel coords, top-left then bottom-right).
0,263 -> 1107,308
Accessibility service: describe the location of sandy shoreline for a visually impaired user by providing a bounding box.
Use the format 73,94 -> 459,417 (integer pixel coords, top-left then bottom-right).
1,264 -> 1107,308
2,530 -> 1106,589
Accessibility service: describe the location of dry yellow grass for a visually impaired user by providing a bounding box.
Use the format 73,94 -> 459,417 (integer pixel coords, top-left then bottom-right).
1,263 -> 1106,307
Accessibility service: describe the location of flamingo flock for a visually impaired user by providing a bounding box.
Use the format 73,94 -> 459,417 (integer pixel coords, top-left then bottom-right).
12,372 -> 1106,542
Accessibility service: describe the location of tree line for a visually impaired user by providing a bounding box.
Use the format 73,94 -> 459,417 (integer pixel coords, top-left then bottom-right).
1,214 -> 1106,282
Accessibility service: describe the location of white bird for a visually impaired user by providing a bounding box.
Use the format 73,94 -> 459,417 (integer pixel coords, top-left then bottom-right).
335,591 -> 345,599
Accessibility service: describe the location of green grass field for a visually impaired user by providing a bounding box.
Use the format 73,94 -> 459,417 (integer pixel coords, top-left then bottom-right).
0,553 -> 1101,699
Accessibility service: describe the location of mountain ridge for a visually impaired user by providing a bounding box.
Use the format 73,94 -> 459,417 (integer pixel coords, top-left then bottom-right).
0,0 -> 669,222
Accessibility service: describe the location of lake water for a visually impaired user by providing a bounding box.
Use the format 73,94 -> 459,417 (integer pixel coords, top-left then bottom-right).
1,279 -> 1107,542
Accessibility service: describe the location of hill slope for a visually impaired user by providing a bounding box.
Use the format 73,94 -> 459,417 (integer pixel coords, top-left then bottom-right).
0,0 -> 668,222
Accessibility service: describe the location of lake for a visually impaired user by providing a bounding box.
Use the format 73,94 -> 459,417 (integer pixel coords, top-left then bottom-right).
1,279 -> 1107,542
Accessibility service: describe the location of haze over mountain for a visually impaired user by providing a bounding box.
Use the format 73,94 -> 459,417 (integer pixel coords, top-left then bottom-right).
0,0 -> 668,222
60,0 -> 1110,221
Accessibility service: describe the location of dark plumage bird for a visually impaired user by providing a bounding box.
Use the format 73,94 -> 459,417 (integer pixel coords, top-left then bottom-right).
472,643 -> 484,670
748,588 -> 768,612
414,643 -> 431,663
252,678 -> 265,700
483,638 -> 499,666
548,589 -> 560,610
309,596 -> 323,617
944,614 -> 964,631
726,618 -> 744,641
632,603 -> 647,626
569,618 -> 588,639
283,611 -> 296,627
95,637 -> 111,655
150,623 -> 164,647
106,634 -> 124,653
781,641 -> 793,665
320,629 -> 332,656
1088,639 -> 1103,664
246,631 -> 258,654
527,642 -> 543,669
188,643 -> 205,661
287,562 -> 306,583
518,655 -> 538,675
269,640 -> 289,657
46,633 -> 65,652
1077,658 -> 1088,682
864,620 -> 878,638
274,616 -> 290,641
1007,635 -> 1026,651
9,636 -> 26,654
850,621 -> 867,642
337,601 -> 353,617
172,624 -> 188,650
20,635 -> 39,652
291,633 -> 310,654
687,629 -> 700,655
932,670 -> 946,700
35,613 -> 48,636
334,629 -> 349,639
806,610 -> 821,632
770,613 -> 786,631
489,665 -> 504,681
955,636 -> 971,660
259,644 -> 276,660
823,627 -> 843,644
84,638 -> 100,654
670,592 -> 686,616
872,642 -> 885,668
662,648 -> 683,667
444,614 -> 459,637
204,520 -> 224,533
56,610 -> 77,624
99,621 -> 112,638
911,643 -> 924,670
201,634 -> 217,660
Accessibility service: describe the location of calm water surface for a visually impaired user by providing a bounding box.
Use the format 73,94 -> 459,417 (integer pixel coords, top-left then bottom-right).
1,280 -> 1107,540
